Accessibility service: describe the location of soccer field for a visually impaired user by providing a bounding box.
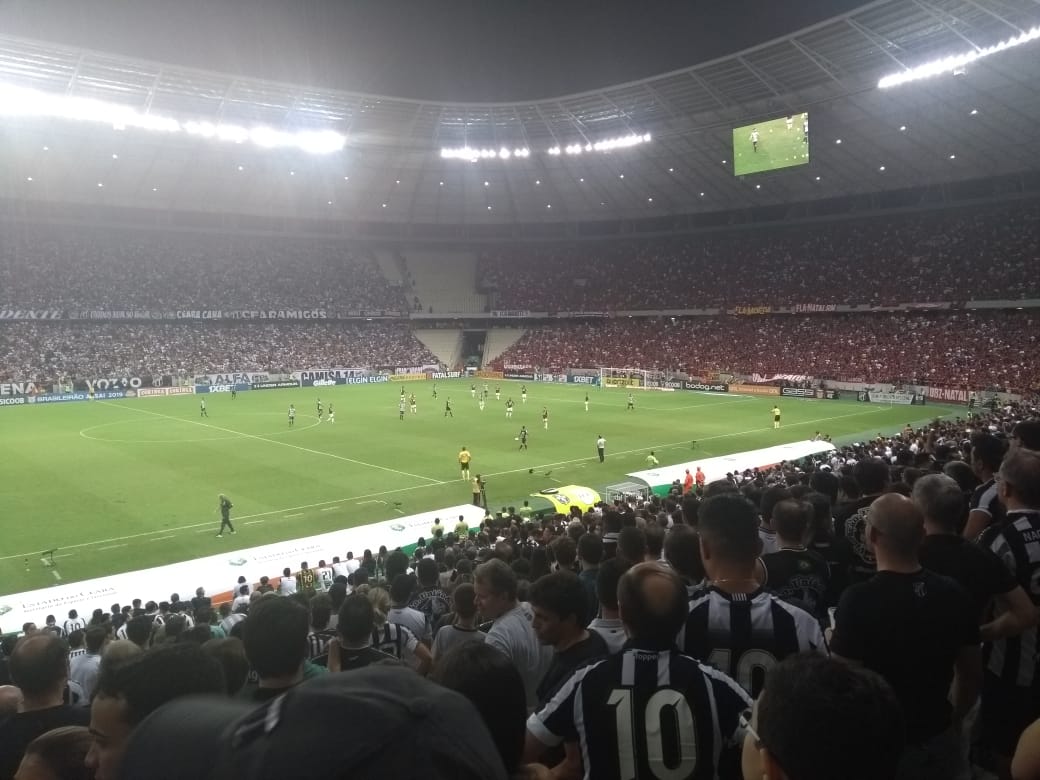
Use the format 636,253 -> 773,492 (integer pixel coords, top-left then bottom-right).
1,380 -> 957,595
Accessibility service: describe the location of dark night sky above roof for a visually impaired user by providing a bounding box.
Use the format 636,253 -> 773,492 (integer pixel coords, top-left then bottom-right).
2,0 -> 872,103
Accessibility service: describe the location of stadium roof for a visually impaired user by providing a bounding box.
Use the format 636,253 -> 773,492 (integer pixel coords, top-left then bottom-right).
0,0 -> 874,103
1,0 -> 1039,233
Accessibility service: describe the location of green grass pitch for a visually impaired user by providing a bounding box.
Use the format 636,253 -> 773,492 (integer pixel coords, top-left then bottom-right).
0,379 -> 958,595
733,113 -> 810,176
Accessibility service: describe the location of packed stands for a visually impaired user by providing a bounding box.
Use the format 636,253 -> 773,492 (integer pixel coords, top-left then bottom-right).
492,311 -> 1040,392
0,227 -> 407,311
478,201 -> 1040,310
0,322 -> 438,384
3,311 -> 1036,392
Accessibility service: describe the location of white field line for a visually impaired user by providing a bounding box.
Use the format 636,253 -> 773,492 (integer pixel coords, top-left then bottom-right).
0,405 -> 892,563
96,401 -> 442,484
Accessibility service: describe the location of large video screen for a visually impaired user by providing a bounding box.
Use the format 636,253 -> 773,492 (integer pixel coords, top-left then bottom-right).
732,113 -> 809,176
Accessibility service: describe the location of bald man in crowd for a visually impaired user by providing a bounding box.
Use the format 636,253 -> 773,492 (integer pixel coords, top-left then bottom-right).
831,494 -> 980,780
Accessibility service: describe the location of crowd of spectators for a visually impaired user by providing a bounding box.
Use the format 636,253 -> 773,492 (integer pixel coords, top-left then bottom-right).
492,310 -> 1040,392
0,227 -> 407,312
0,322 -> 438,384
2,401 -> 1039,779
3,205 -> 1040,779
479,200 -> 1040,310
2,308 -> 1036,391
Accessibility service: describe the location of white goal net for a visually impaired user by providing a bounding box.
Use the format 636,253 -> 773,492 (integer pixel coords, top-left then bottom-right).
598,367 -> 671,390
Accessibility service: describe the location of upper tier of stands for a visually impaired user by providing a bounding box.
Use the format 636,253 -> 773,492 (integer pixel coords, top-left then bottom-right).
2,199 -> 1036,314
0,228 -> 408,311
491,311 -> 1039,392
478,201 -> 1040,310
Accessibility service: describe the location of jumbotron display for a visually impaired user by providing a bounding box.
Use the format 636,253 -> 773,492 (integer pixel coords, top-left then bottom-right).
732,112 -> 809,176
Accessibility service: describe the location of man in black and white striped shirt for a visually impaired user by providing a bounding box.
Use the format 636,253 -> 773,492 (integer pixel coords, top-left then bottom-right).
306,596 -> 336,667
62,609 -> 86,637
980,448 -> 1040,772
964,433 -> 1007,542
525,562 -> 750,780
680,493 -> 824,698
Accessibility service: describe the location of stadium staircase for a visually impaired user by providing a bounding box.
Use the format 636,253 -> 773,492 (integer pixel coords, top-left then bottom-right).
413,328 -> 464,369
373,249 -> 406,287
402,249 -> 487,314
482,328 -> 526,367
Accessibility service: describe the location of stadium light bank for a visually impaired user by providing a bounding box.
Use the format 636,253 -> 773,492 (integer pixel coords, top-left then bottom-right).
440,146 -> 531,161
440,132 -> 650,161
548,132 -> 651,156
0,83 -> 346,154
878,25 -> 1040,89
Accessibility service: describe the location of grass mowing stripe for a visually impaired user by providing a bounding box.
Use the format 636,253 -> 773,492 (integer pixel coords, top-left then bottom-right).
481,405 -> 889,477
0,403 -> 893,565
1,379 -> 964,592
97,400 -> 443,484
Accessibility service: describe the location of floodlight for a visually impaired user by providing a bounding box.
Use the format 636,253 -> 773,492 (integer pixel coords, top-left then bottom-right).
878,25 -> 1040,88
250,127 -> 284,148
0,80 -> 347,153
216,124 -> 249,143
295,129 -> 344,154
185,120 -> 217,138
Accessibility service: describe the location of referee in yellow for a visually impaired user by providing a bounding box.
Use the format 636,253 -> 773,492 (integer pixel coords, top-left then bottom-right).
458,446 -> 472,480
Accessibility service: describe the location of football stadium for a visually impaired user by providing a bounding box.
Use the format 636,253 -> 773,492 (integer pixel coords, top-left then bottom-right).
1,0 -> 1040,777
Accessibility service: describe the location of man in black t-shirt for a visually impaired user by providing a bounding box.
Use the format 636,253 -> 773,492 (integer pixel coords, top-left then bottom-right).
832,458 -> 890,585
804,490 -> 853,608
913,473 -> 1032,631
408,559 -> 451,632
758,499 -> 830,621
525,562 -> 750,780
831,494 -> 980,780
529,570 -> 608,706
0,635 -> 90,779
